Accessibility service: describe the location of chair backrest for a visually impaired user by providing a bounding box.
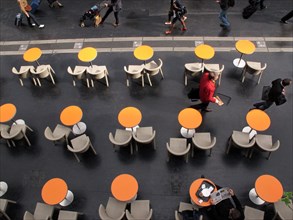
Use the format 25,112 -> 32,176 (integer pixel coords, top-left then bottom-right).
145,59 -> 163,76
1,125 -> 23,140
185,63 -> 203,73
109,129 -> 132,146
88,66 -> 107,79
69,134 -> 90,153
106,197 -> 127,219
44,126 -> 64,141
246,61 -> 267,76
133,127 -> 155,144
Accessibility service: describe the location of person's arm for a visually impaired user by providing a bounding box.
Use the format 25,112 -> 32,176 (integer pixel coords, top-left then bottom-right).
231,192 -> 245,219
18,0 -> 29,17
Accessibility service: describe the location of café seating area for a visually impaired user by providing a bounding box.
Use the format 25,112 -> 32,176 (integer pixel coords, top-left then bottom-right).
0,39 -> 291,220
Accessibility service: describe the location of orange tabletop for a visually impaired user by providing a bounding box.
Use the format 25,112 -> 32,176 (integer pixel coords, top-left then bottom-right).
41,178 -> 68,205
0,103 -> 17,123
246,109 -> 270,131
134,45 -> 154,61
60,105 -> 83,126
255,175 -> 283,203
194,44 -> 215,60
78,47 -> 98,63
189,178 -> 217,207
111,174 -> 139,202
23,47 -> 42,62
235,40 -> 256,55
118,107 -> 142,128
178,108 -> 202,129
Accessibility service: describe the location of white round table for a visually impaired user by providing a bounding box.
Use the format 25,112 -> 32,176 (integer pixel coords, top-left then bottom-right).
249,188 -> 265,205
180,127 -> 195,138
233,58 -> 246,68
59,190 -> 74,206
72,122 -> 87,135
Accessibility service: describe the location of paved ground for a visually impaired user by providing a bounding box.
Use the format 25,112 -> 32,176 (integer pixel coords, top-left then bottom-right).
0,0 -> 292,220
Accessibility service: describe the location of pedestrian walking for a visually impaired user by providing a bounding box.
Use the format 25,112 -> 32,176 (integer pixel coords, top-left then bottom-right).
253,78 -> 292,110
280,10 -> 293,24
165,0 -> 186,25
17,0 -> 44,28
165,0 -> 187,34
191,72 -> 223,112
100,0 -> 122,27
217,0 -> 234,30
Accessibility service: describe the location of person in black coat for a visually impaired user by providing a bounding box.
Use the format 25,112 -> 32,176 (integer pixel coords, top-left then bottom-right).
100,0 -> 122,27
253,78 -> 292,110
165,0 -> 187,34
209,187 -> 244,220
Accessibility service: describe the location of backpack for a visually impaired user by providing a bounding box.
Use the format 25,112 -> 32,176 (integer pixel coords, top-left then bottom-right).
228,0 -> 235,7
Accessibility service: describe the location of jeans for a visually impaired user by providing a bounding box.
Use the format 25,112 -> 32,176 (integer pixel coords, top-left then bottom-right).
253,100 -> 274,110
219,9 -> 230,27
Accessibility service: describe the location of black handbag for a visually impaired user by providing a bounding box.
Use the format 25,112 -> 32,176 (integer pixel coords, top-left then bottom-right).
275,94 -> 287,106
261,86 -> 271,101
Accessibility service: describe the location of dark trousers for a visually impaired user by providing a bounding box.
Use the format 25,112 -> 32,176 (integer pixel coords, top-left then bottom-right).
281,10 -> 293,22
171,9 -> 186,24
191,102 -> 209,111
101,7 -> 119,25
253,100 -> 274,110
24,11 -> 40,26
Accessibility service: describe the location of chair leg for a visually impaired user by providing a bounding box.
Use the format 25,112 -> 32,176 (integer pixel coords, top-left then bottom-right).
209,149 -> 212,157
249,148 -> 254,159
91,79 -> 94,87
90,141 -> 97,155
26,125 -> 33,132
185,153 -> 189,163
19,77 -> 24,86
37,78 -> 42,87
23,133 -> 31,146
166,151 -> 170,162
241,68 -> 246,83
86,78 -> 90,88
160,68 -> 164,78
135,142 -> 138,152
72,76 -> 76,86
73,153 -> 80,162
32,77 -> 37,86
126,75 -> 130,87
184,72 -> 187,86
6,140 -> 11,147
11,140 -> 16,147
142,75 -> 145,87
267,152 -> 272,160
147,73 -> 152,86
257,72 -> 263,84
105,75 -> 109,87
49,73 -> 55,85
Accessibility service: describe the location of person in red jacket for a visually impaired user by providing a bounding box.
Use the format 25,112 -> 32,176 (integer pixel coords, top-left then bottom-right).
198,72 -> 222,112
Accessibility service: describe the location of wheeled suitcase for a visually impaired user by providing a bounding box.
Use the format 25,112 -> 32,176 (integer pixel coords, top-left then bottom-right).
242,4 -> 257,19
15,13 -> 22,27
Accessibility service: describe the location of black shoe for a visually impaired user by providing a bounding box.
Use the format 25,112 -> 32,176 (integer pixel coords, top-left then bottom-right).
202,108 -> 212,112
200,175 -> 205,178
260,5 -> 267,10
280,20 -> 288,24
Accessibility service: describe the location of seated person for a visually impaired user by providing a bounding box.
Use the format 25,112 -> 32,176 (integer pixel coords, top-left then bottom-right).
209,186 -> 244,220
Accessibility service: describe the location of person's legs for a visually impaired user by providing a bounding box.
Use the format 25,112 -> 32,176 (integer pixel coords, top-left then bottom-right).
219,9 -> 230,27
28,12 -> 45,28
165,13 -> 178,34
253,100 -> 274,110
101,7 -> 113,24
113,11 -> 119,26
258,0 -> 266,9
281,10 -> 293,23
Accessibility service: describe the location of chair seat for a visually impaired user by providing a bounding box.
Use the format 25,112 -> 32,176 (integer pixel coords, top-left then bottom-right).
246,61 -> 261,70
58,210 -> 79,220
232,131 -> 253,148
70,134 -> 89,151
87,65 -> 108,75
145,61 -> 158,69
73,66 -> 87,75
244,206 -> 264,220
135,127 -> 153,140
53,124 -> 71,137
128,65 -> 144,73
274,200 -> 293,220
185,63 -> 203,72
169,138 -> 188,155
255,134 -> 273,149
34,202 -> 55,220
114,129 -> 132,143
193,132 -> 214,149
130,200 -> 151,219
204,64 -> 220,71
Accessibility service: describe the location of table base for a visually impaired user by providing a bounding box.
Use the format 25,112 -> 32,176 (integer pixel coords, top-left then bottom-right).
0,181 -> 8,197
249,188 -> 265,205
242,126 -> 257,140
73,122 -> 87,135
59,190 -> 74,206
126,125 -> 139,133
233,58 -> 246,68
180,127 -> 195,138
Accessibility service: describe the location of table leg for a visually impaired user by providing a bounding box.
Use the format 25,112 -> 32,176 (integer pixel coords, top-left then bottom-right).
249,188 -> 265,205
59,190 -> 74,206
180,127 -> 195,138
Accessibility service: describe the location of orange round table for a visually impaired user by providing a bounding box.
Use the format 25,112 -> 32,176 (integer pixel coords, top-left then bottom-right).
178,108 -> 202,138
189,178 -> 217,207
78,47 -> 98,66
118,107 -> 142,131
249,175 -> 283,205
0,103 -> 17,123
41,178 -> 74,206
194,44 -> 215,65
60,105 -> 86,135
134,45 -> 154,64
246,109 -> 271,131
233,40 -> 256,68
23,47 -> 42,65
111,174 -> 139,202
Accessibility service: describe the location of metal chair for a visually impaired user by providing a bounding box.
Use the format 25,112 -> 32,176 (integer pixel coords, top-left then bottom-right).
166,138 -> 191,163
23,202 -> 54,220
0,199 -> 16,220
192,132 -> 216,157
132,126 -> 156,151
67,66 -> 87,87
109,129 -> 133,155
126,200 -> 153,220
98,197 -> 127,220
253,134 -> 280,160
67,134 -> 97,162
44,124 -> 72,145
31,65 -> 56,86
226,130 -> 255,158
11,66 -> 34,86
144,59 -> 164,86
241,61 -> 267,84
124,65 -> 145,87
57,210 -> 83,220
244,206 -> 264,220
184,63 -> 204,86
1,124 -> 31,147
87,65 -> 109,87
